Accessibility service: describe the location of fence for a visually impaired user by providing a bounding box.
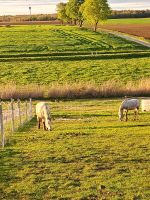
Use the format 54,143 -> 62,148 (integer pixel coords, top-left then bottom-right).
0,98 -> 33,148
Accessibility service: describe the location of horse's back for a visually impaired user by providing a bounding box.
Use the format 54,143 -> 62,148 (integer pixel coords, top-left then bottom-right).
36,102 -> 49,118
122,99 -> 140,110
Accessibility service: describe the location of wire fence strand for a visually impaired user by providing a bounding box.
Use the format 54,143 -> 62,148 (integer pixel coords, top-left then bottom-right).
0,98 -> 33,148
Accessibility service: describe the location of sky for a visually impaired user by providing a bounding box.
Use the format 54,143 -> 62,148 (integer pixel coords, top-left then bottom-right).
0,0 -> 150,16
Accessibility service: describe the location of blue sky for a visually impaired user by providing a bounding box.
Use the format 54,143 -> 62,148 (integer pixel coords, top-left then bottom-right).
0,0 -> 150,15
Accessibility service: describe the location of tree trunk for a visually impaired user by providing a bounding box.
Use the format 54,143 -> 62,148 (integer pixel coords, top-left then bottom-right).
74,19 -> 77,25
94,22 -> 98,32
79,20 -> 83,28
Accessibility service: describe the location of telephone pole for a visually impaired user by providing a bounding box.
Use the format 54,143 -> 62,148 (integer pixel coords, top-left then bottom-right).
29,6 -> 31,16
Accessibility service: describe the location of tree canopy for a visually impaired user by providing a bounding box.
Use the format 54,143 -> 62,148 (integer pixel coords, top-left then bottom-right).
57,3 -> 70,23
56,0 -> 110,30
66,0 -> 84,25
82,0 -> 110,31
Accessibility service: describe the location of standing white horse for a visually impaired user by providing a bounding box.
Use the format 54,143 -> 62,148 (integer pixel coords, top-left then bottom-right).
36,102 -> 51,131
119,98 -> 140,121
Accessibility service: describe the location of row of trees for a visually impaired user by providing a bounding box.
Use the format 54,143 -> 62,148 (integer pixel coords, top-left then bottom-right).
57,0 -> 110,31
0,14 -> 57,22
110,10 -> 150,19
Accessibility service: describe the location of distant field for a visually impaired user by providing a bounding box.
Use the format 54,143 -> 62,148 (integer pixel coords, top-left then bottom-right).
106,18 -> 150,25
0,25 -> 145,55
101,18 -> 150,39
0,25 -> 149,86
101,24 -> 150,39
0,99 -> 150,199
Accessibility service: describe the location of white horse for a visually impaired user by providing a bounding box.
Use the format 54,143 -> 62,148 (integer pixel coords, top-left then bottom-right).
36,102 -> 51,131
119,98 -> 140,121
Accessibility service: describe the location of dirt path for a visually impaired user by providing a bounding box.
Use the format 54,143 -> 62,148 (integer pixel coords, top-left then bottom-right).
98,28 -> 150,48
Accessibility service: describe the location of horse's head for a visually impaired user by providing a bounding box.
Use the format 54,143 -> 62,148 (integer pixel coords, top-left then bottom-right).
45,118 -> 51,131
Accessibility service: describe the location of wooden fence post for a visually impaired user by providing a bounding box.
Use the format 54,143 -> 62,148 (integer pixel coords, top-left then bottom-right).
0,103 -> 4,148
25,100 -> 28,121
18,99 -> 21,125
29,98 -> 32,119
11,99 -> 15,132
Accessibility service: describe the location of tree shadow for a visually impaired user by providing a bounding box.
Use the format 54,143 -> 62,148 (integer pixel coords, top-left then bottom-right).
17,117 -> 37,133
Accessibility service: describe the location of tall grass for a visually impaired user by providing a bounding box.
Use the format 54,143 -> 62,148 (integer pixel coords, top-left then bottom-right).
1,79 -> 150,100
47,81 -> 123,99
0,84 -> 44,100
47,79 -> 150,99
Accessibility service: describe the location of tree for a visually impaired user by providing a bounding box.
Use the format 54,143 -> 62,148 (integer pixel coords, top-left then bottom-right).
57,3 -> 71,24
66,0 -> 84,26
81,0 -> 110,31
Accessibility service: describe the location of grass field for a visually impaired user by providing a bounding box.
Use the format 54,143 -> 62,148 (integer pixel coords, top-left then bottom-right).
0,25 -> 146,55
0,25 -> 149,86
106,18 -> 150,25
1,23 -> 150,199
0,57 -> 150,85
0,99 -> 150,199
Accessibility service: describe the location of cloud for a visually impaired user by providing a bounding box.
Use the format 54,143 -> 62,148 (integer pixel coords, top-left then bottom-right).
0,0 -> 57,15
108,0 -> 150,10
0,0 -> 149,15
0,0 -> 58,6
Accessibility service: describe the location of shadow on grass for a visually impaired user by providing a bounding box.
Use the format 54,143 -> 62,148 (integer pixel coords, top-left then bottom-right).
0,117 -> 38,199
68,123 -> 150,131
3,117 -> 37,147
104,123 -> 150,129
0,146 -> 22,199
53,113 -> 113,119
87,123 -> 150,130
17,117 -> 37,133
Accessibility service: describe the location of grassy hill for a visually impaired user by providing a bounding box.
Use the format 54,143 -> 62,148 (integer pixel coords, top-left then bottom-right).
0,25 -> 149,86
0,99 -> 150,199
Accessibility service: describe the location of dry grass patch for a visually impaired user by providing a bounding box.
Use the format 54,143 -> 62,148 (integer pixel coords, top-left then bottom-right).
47,80 -> 150,99
0,84 -> 45,100
1,79 -> 150,100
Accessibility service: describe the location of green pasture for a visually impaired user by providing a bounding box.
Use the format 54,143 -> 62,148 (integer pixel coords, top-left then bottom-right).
106,18 -> 150,25
0,99 -> 150,199
0,25 -> 149,85
0,25 -> 147,55
0,56 -> 150,85
0,22 -> 150,200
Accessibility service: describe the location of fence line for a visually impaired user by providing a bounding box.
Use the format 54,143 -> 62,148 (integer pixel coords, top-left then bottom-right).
0,98 -> 33,148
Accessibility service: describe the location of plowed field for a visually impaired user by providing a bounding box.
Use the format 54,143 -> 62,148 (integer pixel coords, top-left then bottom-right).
102,24 -> 150,39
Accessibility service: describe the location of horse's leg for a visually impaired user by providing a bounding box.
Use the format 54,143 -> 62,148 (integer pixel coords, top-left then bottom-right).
135,108 -> 139,120
125,110 -> 128,121
134,110 -> 136,120
38,118 -> 41,129
137,107 -> 139,120
43,121 -> 46,130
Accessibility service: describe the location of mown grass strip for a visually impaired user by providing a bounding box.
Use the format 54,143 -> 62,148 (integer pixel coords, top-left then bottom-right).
0,52 -> 150,62
0,50 -> 149,58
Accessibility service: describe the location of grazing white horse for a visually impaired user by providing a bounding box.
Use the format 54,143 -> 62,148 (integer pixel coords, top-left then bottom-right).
36,102 -> 51,131
119,98 -> 140,121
